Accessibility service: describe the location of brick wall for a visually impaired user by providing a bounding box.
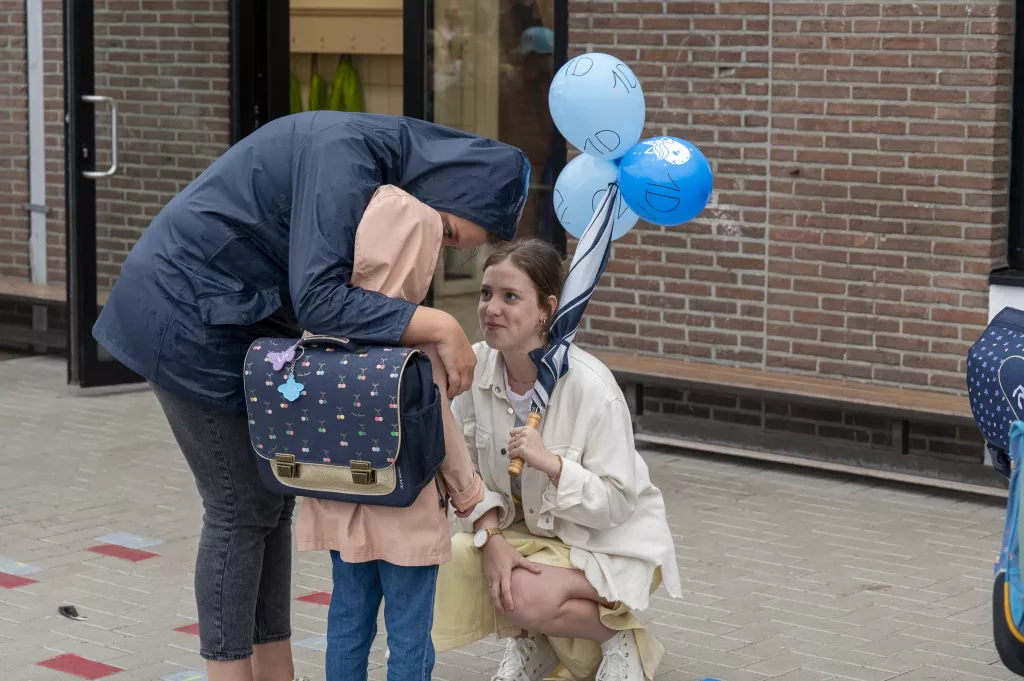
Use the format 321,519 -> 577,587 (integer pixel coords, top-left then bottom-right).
569,0 -> 1012,464
0,1 -> 29,279
570,0 -> 1011,393
0,0 -> 231,291
1,1 -> 230,349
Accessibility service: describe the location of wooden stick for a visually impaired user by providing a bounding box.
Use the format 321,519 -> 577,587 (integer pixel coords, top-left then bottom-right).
508,411 -> 542,477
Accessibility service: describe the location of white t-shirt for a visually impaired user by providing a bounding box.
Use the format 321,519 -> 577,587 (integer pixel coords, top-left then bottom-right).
503,366 -> 532,511
503,366 -> 533,423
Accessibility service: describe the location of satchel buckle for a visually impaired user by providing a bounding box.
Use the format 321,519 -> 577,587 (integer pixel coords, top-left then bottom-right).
275,453 -> 298,478
351,460 -> 376,485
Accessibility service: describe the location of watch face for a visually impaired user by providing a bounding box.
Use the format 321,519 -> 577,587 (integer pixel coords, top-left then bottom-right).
473,529 -> 488,548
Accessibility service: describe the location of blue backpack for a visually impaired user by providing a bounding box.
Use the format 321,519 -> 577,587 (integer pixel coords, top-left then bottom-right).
967,308 -> 1024,673
966,307 -> 1024,478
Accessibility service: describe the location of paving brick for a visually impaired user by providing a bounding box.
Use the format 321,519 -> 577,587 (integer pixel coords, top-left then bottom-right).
0,356 -> 1013,680
855,633 -> 928,657
159,671 -> 208,681
789,642 -> 887,668
806,658 -> 899,681
36,653 -> 122,680
767,669 -> 838,681
296,591 -> 332,606
734,635 -> 809,661
745,652 -> 825,676
657,613 -> 743,637
0,573 -> 38,589
888,666 -> 961,681
916,642 -> 1001,666
874,649 -> 947,675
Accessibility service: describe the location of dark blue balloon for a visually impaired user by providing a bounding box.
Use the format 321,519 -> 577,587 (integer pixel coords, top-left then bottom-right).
617,137 -> 713,226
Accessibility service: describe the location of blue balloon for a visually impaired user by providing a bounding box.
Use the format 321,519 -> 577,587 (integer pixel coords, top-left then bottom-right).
548,53 -> 645,161
553,154 -> 640,241
617,137 -> 713,226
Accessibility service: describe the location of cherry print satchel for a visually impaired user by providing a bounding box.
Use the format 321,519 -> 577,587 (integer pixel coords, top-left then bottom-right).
242,335 -> 445,506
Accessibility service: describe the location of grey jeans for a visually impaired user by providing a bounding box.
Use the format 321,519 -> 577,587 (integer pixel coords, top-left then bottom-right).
152,383 -> 296,661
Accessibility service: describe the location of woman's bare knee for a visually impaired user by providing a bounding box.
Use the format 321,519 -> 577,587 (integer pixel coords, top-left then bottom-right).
506,567 -> 552,628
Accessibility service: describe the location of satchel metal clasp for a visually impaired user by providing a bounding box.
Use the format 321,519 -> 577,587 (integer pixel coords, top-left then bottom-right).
275,453 -> 298,478
351,460 -> 376,485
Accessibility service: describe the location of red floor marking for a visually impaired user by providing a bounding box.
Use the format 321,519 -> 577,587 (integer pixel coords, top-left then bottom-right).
37,654 -> 122,680
174,622 -> 201,636
0,572 -> 37,589
296,591 -> 332,606
86,545 -> 159,562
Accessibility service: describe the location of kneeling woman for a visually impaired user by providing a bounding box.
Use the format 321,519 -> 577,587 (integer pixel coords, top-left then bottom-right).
432,240 -> 681,681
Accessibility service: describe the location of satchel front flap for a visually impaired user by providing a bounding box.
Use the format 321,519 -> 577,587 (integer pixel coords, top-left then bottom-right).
243,338 -> 417,471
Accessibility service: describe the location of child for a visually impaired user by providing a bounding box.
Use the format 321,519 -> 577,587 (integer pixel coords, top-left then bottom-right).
294,185 -> 497,680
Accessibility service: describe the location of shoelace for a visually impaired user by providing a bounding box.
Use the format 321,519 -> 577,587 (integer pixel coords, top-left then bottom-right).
597,644 -> 631,681
491,638 -> 538,681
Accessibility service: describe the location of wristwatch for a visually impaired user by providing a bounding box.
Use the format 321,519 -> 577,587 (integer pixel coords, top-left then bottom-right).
473,527 -> 502,550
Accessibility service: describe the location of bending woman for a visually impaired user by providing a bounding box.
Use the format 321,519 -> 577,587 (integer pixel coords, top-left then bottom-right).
432,239 -> 681,681
92,112 -> 530,681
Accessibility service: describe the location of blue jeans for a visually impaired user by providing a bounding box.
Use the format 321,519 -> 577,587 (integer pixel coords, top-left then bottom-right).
326,552 -> 439,681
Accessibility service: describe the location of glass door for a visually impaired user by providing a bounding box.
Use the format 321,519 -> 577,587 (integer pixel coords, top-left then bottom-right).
65,0 -> 239,388
410,0 -> 567,342
64,0 -> 139,387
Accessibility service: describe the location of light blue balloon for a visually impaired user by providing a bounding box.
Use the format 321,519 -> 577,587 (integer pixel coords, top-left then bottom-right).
618,137 -> 713,227
553,154 -> 640,241
548,52 -> 645,160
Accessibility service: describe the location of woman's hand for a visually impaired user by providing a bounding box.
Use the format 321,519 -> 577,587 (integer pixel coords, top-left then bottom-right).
508,426 -> 561,479
401,307 -> 476,398
482,536 -> 541,613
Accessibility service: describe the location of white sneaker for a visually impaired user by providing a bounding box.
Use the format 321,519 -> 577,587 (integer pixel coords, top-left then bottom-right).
492,631 -> 560,681
597,630 -> 645,680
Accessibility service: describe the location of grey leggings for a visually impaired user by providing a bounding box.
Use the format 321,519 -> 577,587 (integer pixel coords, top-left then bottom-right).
152,383 -> 296,661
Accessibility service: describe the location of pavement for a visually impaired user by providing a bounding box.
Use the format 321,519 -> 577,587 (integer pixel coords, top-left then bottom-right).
0,355 -> 1014,681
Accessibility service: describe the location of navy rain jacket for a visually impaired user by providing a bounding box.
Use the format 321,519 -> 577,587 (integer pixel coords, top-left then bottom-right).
93,112 -> 531,412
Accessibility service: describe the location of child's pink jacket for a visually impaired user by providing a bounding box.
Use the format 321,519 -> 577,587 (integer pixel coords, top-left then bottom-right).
295,185 -> 483,565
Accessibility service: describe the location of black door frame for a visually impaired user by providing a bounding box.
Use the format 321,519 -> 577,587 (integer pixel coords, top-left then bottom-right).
229,0 -> 290,145
64,0 -> 139,387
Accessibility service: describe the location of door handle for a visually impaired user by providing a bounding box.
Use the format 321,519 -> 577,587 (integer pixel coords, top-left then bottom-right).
81,95 -> 118,179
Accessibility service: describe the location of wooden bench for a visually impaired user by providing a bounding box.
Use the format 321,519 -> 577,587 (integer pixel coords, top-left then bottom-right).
588,349 -> 1002,495
0,276 -> 109,350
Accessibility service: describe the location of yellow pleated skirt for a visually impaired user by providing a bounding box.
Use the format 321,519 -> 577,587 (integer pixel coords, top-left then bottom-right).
431,523 -> 663,680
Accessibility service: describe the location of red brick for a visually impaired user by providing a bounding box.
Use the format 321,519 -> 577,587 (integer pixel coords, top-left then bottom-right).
0,573 -> 37,589
297,591 -> 332,606
37,655 -> 121,680
87,545 -> 158,562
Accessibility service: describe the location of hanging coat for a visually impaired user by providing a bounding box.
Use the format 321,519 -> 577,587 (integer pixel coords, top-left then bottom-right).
92,112 -> 531,412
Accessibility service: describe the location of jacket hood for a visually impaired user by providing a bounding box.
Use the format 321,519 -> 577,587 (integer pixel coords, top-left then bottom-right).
396,118 -> 531,241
